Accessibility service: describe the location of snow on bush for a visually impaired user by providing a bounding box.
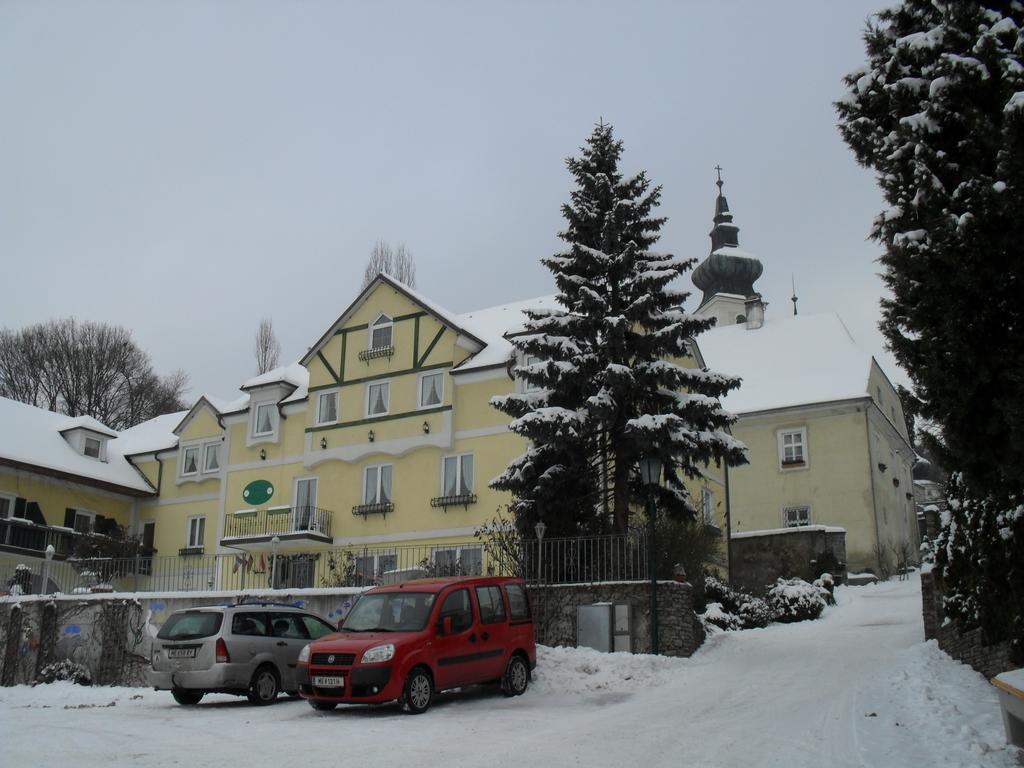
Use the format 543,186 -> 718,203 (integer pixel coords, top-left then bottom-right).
812,573 -> 836,606
702,575 -> 774,629
767,578 -> 827,623
36,660 -> 91,686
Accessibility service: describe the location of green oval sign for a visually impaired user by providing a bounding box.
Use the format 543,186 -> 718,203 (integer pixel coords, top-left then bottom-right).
242,479 -> 274,506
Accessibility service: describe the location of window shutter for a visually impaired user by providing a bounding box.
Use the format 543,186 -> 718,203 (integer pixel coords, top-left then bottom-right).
14,497 -> 26,519
64,507 -> 76,528
95,514 -> 107,534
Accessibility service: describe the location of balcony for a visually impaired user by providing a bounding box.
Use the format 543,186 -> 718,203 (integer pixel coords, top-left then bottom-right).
0,516 -> 80,558
220,505 -> 333,551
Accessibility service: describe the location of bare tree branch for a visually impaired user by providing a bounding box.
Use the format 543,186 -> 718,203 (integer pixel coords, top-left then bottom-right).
253,317 -> 281,375
360,240 -> 417,290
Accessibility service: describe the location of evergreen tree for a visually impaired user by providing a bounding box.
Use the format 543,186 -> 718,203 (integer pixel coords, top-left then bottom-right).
837,2 -> 1024,649
490,123 -> 746,537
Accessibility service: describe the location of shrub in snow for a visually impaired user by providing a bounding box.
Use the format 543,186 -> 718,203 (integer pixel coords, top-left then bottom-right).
766,578 -> 827,623
736,596 -> 774,629
37,660 -> 91,686
702,575 -> 775,629
700,602 -> 740,631
813,573 -> 836,606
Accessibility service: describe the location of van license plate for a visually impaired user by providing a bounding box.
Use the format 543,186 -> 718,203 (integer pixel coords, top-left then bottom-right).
167,648 -> 196,659
313,676 -> 345,687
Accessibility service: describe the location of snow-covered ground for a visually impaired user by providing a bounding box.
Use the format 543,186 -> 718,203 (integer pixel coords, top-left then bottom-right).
0,578 -> 1017,768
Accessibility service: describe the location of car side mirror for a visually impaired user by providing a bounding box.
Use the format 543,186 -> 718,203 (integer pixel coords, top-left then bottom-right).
439,615 -> 453,636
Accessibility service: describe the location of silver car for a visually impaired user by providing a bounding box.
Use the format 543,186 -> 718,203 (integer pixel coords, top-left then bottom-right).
150,602 -> 337,705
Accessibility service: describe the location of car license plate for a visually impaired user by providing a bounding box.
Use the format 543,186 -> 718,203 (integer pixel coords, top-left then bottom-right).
313,675 -> 345,688
167,648 -> 196,659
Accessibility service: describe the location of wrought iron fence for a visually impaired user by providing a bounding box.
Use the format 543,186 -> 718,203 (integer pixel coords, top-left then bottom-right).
0,532 -> 649,596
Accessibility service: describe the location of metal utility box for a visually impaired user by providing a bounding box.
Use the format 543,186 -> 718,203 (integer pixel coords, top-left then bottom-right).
577,602 -> 632,653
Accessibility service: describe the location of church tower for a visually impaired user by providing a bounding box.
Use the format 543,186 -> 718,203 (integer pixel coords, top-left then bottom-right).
692,170 -> 765,328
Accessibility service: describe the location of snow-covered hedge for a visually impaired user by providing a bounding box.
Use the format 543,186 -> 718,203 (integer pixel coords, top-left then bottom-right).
767,578 -> 827,623
702,576 -> 774,630
36,660 -> 91,686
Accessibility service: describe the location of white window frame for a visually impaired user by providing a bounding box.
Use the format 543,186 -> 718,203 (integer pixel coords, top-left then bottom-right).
0,491 -> 16,519
418,370 -> 444,409
252,402 -> 277,438
293,476 -> 318,527
315,389 -> 340,426
700,487 -> 715,526
782,505 -> 812,528
186,515 -> 206,549
777,427 -> 808,470
83,436 -> 103,459
73,509 -> 96,534
441,453 -> 474,497
365,380 -> 391,417
180,445 -> 201,476
432,544 -> 483,575
369,313 -> 393,350
362,463 -> 393,505
203,442 -> 220,474
521,354 -> 542,394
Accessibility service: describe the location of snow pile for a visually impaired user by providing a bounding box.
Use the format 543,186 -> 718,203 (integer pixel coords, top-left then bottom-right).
766,577 -> 827,622
857,640 -> 1018,768
531,644 -> 686,696
36,660 -> 91,686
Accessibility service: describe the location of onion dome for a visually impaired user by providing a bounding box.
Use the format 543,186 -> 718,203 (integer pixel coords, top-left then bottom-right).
692,170 -> 763,306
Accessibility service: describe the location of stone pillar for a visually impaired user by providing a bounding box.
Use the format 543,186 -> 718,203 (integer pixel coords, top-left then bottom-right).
33,602 -> 58,681
1,604 -> 22,687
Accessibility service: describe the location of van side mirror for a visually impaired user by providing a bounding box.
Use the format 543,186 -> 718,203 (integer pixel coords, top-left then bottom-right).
438,615 -> 453,636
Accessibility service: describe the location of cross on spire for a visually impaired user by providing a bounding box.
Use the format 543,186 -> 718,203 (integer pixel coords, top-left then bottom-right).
715,164 -> 724,191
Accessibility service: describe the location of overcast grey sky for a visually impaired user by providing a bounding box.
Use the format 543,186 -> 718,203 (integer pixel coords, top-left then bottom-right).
0,0 -> 900,402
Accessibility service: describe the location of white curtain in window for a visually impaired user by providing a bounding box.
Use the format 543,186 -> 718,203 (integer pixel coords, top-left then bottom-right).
369,384 -> 388,414
459,455 -> 473,495
422,373 -> 442,406
183,448 -> 198,474
257,405 -> 274,434
319,392 -> 337,423
380,465 -> 392,503
443,457 -> 458,496
204,444 -> 219,471
364,467 -> 378,504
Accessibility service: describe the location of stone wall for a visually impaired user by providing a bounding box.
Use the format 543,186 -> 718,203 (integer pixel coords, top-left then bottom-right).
729,526 -> 847,595
0,588 -> 364,688
529,580 -> 702,657
920,569 -> 1016,680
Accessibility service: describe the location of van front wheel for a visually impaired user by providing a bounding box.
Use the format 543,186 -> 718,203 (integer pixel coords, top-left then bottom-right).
402,668 -> 433,714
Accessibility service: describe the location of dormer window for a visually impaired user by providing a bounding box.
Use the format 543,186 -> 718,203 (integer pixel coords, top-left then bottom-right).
253,403 -> 276,437
84,437 -> 102,459
370,314 -> 393,350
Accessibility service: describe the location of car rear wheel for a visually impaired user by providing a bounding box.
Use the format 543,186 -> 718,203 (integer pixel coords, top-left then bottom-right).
247,665 -> 280,705
171,689 -> 204,706
309,700 -> 337,711
501,655 -> 529,697
402,667 -> 433,714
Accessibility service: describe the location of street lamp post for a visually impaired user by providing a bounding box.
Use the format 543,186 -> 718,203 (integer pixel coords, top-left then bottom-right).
534,520 -> 547,584
271,536 -> 280,589
639,455 -> 662,655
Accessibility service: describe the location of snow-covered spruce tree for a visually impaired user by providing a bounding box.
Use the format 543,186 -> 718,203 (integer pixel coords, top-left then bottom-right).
490,123 -> 746,538
836,2 -> 1024,648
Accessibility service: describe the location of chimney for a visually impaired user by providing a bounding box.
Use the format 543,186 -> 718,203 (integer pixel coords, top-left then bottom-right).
745,294 -> 765,330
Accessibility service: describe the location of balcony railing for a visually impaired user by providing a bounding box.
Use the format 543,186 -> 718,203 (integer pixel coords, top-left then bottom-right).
221,505 -> 333,542
0,516 -> 80,558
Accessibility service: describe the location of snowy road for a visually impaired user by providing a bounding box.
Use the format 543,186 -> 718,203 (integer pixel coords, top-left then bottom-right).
1,578 -> 1017,768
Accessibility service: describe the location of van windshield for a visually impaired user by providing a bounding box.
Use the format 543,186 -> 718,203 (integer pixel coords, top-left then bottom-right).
342,593 -> 435,632
158,612 -> 223,640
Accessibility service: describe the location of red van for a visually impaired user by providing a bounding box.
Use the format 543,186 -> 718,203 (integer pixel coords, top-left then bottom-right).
297,576 -> 536,714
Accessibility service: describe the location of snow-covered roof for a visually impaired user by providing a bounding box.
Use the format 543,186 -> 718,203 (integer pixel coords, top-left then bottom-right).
455,295 -> 561,372
240,362 -> 309,392
114,411 -> 187,456
695,312 -> 875,415
56,415 -> 119,438
0,397 -> 155,494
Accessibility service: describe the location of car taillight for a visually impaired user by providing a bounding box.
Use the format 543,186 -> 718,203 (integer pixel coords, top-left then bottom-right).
216,638 -> 230,664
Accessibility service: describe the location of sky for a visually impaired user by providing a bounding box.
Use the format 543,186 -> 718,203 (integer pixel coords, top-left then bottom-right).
0,0 -> 902,402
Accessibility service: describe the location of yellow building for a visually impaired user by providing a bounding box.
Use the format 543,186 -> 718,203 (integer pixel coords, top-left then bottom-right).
690,179 -> 916,574
0,274 -> 725,593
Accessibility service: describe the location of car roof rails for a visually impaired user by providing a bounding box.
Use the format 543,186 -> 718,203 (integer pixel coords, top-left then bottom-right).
228,599 -> 303,609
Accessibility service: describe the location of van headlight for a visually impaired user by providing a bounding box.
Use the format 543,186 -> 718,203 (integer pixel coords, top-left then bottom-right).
361,643 -> 395,664
298,644 -> 311,663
